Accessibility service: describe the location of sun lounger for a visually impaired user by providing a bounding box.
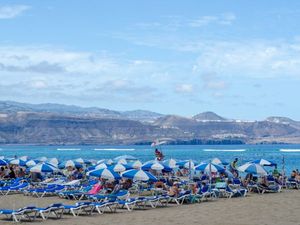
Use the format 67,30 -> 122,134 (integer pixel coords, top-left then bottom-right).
0,206 -> 37,222
63,202 -> 93,217
36,203 -> 64,220
0,182 -> 29,195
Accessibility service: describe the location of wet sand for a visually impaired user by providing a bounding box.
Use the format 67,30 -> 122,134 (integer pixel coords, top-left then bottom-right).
0,190 -> 300,225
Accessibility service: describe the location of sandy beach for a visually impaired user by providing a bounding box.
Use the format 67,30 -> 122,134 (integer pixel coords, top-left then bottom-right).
0,190 -> 299,225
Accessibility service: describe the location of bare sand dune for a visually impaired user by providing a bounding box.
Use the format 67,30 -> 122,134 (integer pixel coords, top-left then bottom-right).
0,190 -> 300,225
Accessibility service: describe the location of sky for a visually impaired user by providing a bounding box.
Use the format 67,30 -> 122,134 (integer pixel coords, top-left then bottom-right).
0,0 -> 300,120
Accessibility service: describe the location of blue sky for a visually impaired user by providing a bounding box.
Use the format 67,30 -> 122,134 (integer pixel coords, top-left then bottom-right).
0,0 -> 300,120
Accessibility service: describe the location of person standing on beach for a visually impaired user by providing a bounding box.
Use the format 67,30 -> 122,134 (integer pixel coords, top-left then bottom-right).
230,158 -> 239,177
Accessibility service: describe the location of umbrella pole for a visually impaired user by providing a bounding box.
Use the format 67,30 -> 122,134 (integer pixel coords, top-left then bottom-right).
209,160 -> 212,192
188,159 -> 192,183
282,155 -> 285,185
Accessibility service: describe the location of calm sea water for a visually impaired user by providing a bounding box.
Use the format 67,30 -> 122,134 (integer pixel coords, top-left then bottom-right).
1,144 -> 300,174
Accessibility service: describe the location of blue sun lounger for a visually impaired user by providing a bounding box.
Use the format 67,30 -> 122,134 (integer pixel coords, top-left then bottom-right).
0,182 -> 29,195
63,202 -> 93,217
36,203 -> 64,220
0,206 -> 37,222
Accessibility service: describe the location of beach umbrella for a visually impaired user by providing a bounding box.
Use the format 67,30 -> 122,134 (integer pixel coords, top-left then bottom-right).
108,163 -> 133,172
97,159 -> 106,164
25,159 -> 39,167
9,159 -> 27,167
75,158 -> 91,164
250,159 -> 276,166
48,158 -> 59,166
30,163 -> 59,173
141,161 -> 172,172
211,158 -> 229,165
19,156 -> 29,161
238,163 -> 267,175
121,169 -> 158,182
87,168 -> 121,180
106,159 -> 114,165
176,160 -> 195,169
59,160 -> 83,169
128,160 -> 143,169
163,158 -> 177,168
36,156 -> 48,162
114,155 -> 137,161
195,162 -> 225,173
0,159 -> 8,166
114,158 -> 127,165
88,163 -> 108,171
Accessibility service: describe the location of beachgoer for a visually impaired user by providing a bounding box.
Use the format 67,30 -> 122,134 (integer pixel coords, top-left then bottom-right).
230,158 -> 239,177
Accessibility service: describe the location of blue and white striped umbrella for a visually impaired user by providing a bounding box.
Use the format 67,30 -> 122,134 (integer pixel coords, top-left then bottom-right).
87,163 -> 109,171
141,161 -> 172,172
87,168 -> 121,180
48,158 -> 59,167
36,157 -> 48,162
195,162 -> 225,173
30,163 -> 59,173
211,158 -> 229,165
114,155 -> 137,161
0,159 -> 8,166
9,159 -> 27,166
163,158 -> 177,169
121,169 -> 158,182
25,159 -> 39,167
176,160 -> 195,169
75,158 -> 92,164
19,156 -> 29,161
108,163 -> 133,172
238,163 -> 267,175
250,159 -> 276,166
128,160 -> 143,169
59,160 -> 83,169
114,159 -> 127,165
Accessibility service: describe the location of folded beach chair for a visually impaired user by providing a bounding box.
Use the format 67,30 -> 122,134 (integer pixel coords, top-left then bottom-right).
0,206 -> 37,222
36,203 -> 64,220
63,202 -> 93,217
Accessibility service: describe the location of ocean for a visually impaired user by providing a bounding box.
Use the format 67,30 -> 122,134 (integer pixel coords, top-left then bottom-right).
1,144 -> 300,174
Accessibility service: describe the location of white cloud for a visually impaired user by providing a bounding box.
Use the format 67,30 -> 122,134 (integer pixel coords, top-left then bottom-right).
189,13 -> 236,27
30,80 -> 48,89
0,5 -> 30,19
0,45 -> 118,74
192,40 -> 300,78
175,84 -> 194,94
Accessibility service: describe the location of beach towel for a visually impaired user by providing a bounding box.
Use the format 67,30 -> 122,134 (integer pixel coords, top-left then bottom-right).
88,183 -> 102,195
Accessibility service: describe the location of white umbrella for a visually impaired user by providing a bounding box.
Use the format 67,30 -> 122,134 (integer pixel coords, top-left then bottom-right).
238,163 -> 267,175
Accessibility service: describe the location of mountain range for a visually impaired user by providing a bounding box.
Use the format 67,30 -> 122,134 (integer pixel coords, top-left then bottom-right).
0,100 -> 300,145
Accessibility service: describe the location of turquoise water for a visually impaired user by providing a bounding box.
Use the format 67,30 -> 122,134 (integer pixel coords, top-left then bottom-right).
1,144 -> 300,174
